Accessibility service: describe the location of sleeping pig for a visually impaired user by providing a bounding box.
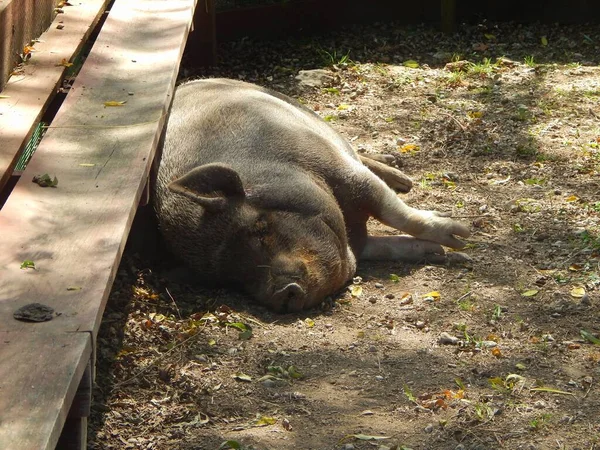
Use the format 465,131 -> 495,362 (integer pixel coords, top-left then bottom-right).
154,78 -> 470,313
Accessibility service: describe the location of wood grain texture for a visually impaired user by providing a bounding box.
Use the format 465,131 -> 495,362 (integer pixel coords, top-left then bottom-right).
0,0 -> 110,192
0,0 -> 196,335
0,331 -> 92,450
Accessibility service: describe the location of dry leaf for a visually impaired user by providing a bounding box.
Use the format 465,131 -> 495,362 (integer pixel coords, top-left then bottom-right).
103,100 -> 127,107
570,287 -> 586,298
521,289 -> 539,297
565,195 -> 579,202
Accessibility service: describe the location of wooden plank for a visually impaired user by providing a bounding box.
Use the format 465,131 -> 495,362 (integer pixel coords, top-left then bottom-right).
0,0 -> 56,91
0,0 -> 196,335
0,0 -> 111,193
0,331 -> 92,450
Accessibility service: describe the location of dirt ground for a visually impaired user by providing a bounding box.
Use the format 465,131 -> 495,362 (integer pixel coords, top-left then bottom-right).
88,20 -> 600,450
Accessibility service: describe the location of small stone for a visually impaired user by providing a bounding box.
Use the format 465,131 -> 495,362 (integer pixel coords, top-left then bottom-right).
438,332 -> 460,345
342,444 -> 355,450
375,282 -> 384,289
375,375 -> 384,381
262,379 -> 276,388
369,296 -> 377,304
295,69 -> 334,87
415,320 -> 426,329
481,340 -> 497,348
424,423 -> 434,433
385,293 -> 395,299
542,334 -> 555,342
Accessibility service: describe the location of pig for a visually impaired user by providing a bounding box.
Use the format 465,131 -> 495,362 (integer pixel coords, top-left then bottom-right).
154,78 -> 470,313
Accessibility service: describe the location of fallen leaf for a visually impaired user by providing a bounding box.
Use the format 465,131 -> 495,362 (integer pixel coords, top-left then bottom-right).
304,317 -> 315,328
103,100 -> 126,107
541,36 -> 548,46
232,372 -> 252,382
79,163 -> 96,167
255,416 -> 277,427
530,387 -> 575,396
565,195 -> 579,202
66,286 -> 81,291
570,287 -> 586,298
32,173 -> 58,187
56,58 -> 73,67
515,362 -> 527,370
399,143 -> 420,153
491,347 -> 502,358
345,434 -> 390,441
521,289 -> 539,297
403,60 -> 419,68
218,441 -> 241,450
568,264 -> 582,271
389,273 -> 400,282
423,291 -> 441,300
20,260 -> 36,270
484,33 -> 496,41
0,95 -> 10,99
350,285 -> 362,297
337,103 -> 350,111
580,330 -> 600,345
467,111 -> 483,119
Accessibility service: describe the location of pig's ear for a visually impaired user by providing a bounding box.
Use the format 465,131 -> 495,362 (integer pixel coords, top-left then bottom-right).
168,163 -> 245,210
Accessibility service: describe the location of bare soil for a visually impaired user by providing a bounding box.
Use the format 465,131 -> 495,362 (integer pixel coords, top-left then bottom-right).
89,21 -> 600,450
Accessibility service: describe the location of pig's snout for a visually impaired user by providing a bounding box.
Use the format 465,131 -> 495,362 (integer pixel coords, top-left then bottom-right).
271,282 -> 306,312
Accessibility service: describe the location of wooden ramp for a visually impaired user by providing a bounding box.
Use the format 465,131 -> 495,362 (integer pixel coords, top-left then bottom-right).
0,0 -> 197,447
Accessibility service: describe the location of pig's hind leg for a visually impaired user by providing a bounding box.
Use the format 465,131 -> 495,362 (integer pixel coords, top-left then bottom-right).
359,155 -> 412,194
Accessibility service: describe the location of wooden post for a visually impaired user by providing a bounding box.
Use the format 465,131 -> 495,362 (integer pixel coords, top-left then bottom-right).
441,0 -> 456,33
187,0 -> 217,66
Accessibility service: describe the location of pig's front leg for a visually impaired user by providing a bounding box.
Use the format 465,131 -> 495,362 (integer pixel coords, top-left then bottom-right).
360,236 -> 473,265
361,170 -> 470,249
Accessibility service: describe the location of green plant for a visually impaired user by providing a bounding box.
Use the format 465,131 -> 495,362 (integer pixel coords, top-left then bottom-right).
524,55 -> 536,67
530,413 -> 552,430
317,47 -> 353,66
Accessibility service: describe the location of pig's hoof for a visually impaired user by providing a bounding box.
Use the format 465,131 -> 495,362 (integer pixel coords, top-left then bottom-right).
445,252 -> 473,267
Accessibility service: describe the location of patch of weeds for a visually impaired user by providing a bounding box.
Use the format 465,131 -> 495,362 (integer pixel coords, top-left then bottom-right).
513,223 -> 524,233
419,172 -> 437,189
523,177 -> 545,186
455,199 -> 465,208
451,52 -> 462,62
588,202 -> 600,213
468,57 -> 495,78
445,71 -> 465,87
582,88 -> 600,98
515,142 -> 539,159
388,74 -> 413,89
373,62 -> 389,75
530,413 -> 552,431
524,55 -> 536,67
513,104 -> 532,122
317,47 -> 353,67
566,62 -> 581,69
457,297 -> 475,312
472,401 -> 496,423
323,115 -> 335,122
491,305 -> 502,321
578,230 -> 600,251
322,87 -> 340,95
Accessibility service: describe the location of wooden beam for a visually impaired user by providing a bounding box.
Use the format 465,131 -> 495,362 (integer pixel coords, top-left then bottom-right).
0,0 -> 196,336
0,0 -> 111,193
0,331 -> 92,450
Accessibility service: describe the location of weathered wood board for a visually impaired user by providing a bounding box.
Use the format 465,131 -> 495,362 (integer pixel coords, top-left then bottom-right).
0,331 -> 92,450
0,0 -> 111,192
0,0 -> 196,336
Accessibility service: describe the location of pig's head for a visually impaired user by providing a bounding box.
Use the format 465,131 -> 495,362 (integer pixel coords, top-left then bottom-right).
167,163 -> 356,313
